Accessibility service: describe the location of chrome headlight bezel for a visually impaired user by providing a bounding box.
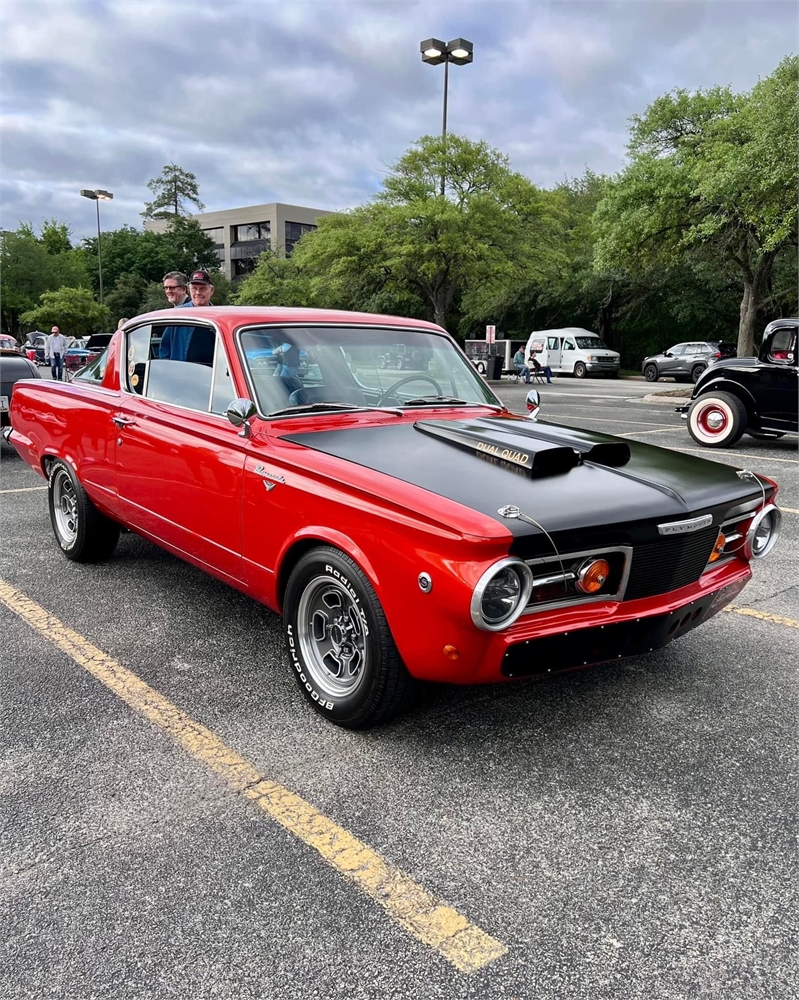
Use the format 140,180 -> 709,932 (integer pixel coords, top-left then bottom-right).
470,558 -> 534,631
744,504 -> 782,559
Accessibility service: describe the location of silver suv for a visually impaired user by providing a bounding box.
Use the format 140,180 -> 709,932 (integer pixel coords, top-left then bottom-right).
642,341 -> 736,383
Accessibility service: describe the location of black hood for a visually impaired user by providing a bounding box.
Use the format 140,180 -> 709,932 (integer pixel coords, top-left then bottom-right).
282,415 -> 762,541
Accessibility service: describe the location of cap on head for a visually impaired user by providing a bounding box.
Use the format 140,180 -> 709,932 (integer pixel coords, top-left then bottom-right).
189,270 -> 212,285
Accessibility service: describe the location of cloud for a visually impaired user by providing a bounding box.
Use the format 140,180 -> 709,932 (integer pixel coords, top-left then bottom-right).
0,0 -> 795,241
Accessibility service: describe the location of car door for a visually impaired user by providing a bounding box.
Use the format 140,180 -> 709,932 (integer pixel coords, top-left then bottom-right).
662,344 -> 686,377
545,336 -> 561,371
756,327 -> 798,430
113,321 -> 247,584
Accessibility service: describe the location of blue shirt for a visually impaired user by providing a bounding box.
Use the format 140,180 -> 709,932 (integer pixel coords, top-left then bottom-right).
159,300 -> 199,361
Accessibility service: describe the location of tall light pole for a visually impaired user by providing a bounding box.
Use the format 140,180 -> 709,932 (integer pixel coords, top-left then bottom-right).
80,189 -> 113,304
420,37 -> 474,195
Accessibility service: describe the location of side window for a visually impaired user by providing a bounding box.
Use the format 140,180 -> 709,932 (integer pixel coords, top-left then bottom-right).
767,329 -> 796,363
124,325 -> 154,394
130,323 -> 229,415
547,337 -> 560,351
563,340 -> 575,351
669,344 -> 685,356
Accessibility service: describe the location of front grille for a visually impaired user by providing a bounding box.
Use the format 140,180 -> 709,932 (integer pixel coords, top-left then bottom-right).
624,526 -> 717,601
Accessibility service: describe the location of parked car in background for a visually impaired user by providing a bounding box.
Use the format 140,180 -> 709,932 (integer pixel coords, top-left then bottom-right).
377,343 -> 430,370
0,335 -> 21,353
1,348 -> 41,427
4,306 -> 782,728
23,333 -> 49,365
524,329 -> 620,379
63,345 -> 99,372
642,341 -> 737,383
675,319 -> 797,447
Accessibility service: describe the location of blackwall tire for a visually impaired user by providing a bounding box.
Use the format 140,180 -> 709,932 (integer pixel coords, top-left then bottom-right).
644,364 -> 658,382
396,356 -> 405,370
48,460 -> 121,562
691,364 -> 706,383
687,393 -> 747,448
573,362 -> 587,379
284,547 -> 415,728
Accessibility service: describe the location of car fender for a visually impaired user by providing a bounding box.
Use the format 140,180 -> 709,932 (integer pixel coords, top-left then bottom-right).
692,375 -> 757,421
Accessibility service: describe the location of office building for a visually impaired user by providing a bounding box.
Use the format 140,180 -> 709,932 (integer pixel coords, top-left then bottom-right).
145,202 -> 333,282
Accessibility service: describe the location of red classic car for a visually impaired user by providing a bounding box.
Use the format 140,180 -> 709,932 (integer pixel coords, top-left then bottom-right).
5,307 -> 782,727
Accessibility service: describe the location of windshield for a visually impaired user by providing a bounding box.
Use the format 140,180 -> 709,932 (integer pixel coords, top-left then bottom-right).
574,337 -> 611,350
238,325 -> 501,416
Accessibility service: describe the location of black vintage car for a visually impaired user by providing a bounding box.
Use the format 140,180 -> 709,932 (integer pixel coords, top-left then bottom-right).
377,343 -> 429,371
676,318 -> 797,447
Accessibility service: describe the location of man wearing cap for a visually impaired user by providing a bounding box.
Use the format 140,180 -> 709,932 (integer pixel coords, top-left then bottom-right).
188,270 -> 215,308
46,325 -> 67,381
159,270 -> 211,360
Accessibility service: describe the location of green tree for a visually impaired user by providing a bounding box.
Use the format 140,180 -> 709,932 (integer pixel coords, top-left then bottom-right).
142,163 -> 205,220
39,219 -> 73,255
104,272 -> 149,326
0,223 -> 89,338
594,57 -> 799,356
21,287 -> 110,336
81,218 -> 218,296
237,135 -> 563,333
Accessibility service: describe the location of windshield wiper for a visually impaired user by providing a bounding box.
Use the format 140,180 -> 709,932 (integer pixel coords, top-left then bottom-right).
399,395 -> 473,406
268,402 -> 363,417
268,401 -> 404,417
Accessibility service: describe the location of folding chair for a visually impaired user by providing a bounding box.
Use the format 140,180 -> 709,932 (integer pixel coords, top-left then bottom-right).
530,368 -> 546,385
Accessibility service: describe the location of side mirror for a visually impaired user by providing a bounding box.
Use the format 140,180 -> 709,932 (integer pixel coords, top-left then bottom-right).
525,388 -> 541,420
226,397 -> 257,437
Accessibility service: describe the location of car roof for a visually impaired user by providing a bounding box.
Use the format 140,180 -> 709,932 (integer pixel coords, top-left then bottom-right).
529,327 -> 599,337
125,306 -> 446,333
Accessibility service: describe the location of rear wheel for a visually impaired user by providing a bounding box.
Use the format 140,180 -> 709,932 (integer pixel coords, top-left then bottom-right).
396,356 -> 405,370
573,362 -> 587,379
48,460 -> 120,561
644,364 -> 658,382
687,392 -> 747,448
283,547 -> 415,728
690,364 -> 706,383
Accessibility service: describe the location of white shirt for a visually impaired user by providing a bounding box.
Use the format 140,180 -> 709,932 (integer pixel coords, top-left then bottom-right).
47,333 -> 67,357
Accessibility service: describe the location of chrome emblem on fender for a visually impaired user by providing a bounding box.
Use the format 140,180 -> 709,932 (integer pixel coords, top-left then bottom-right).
657,514 -> 713,535
253,465 -> 286,492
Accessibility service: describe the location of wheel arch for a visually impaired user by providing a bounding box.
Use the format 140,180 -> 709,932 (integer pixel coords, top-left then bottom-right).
693,377 -> 757,424
275,528 -> 380,614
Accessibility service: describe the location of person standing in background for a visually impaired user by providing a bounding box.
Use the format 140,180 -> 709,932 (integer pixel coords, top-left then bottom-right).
46,325 -> 67,381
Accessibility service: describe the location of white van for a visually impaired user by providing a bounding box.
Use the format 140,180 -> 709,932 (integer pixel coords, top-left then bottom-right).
524,328 -> 620,379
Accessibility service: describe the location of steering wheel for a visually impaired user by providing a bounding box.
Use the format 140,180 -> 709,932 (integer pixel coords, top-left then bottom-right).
376,374 -> 443,406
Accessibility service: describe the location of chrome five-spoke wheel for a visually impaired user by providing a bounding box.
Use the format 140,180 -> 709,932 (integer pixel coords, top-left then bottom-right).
51,465 -> 79,547
296,574 -> 367,700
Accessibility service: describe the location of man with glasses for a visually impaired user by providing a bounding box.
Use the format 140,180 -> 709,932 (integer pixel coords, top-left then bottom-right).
159,271 -> 196,360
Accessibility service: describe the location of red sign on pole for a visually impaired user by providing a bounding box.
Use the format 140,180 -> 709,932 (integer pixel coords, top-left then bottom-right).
485,325 -> 496,344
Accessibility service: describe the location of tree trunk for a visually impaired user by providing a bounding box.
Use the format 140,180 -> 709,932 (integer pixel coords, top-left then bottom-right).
736,251 -> 775,358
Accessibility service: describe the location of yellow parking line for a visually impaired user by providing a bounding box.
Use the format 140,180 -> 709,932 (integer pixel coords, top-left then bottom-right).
724,605 -> 799,629
0,486 -> 48,494
0,578 -> 506,974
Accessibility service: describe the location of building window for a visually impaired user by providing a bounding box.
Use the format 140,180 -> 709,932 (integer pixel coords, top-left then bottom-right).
284,221 -> 317,256
233,258 -> 258,277
234,221 -> 271,242
203,227 -> 224,245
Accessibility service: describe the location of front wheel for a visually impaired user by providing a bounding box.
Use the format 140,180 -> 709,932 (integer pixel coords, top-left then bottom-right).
687,393 -> 747,448
283,547 -> 415,728
573,362 -> 587,379
644,364 -> 658,382
48,460 -> 120,561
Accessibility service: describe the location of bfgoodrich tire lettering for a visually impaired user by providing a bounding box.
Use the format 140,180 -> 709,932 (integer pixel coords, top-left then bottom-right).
48,460 -> 120,562
687,392 -> 747,448
283,546 -> 415,728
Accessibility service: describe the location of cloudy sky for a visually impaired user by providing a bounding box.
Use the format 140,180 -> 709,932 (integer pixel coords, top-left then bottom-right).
1,0 -> 795,242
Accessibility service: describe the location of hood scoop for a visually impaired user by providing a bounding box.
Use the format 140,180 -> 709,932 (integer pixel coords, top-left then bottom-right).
415,419 -> 580,478
414,417 -> 631,477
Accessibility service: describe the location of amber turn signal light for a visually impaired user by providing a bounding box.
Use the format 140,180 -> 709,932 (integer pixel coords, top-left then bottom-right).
708,531 -> 726,562
575,558 -> 610,594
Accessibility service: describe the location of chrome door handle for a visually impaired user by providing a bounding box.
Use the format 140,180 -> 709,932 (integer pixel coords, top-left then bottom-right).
112,415 -> 136,428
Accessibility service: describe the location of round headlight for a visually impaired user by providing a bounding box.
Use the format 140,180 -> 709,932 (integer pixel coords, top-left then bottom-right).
744,504 -> 782,559
471,559 -> 533,631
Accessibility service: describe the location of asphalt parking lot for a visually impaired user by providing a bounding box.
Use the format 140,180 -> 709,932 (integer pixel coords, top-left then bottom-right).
1,375 -> 796,1000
